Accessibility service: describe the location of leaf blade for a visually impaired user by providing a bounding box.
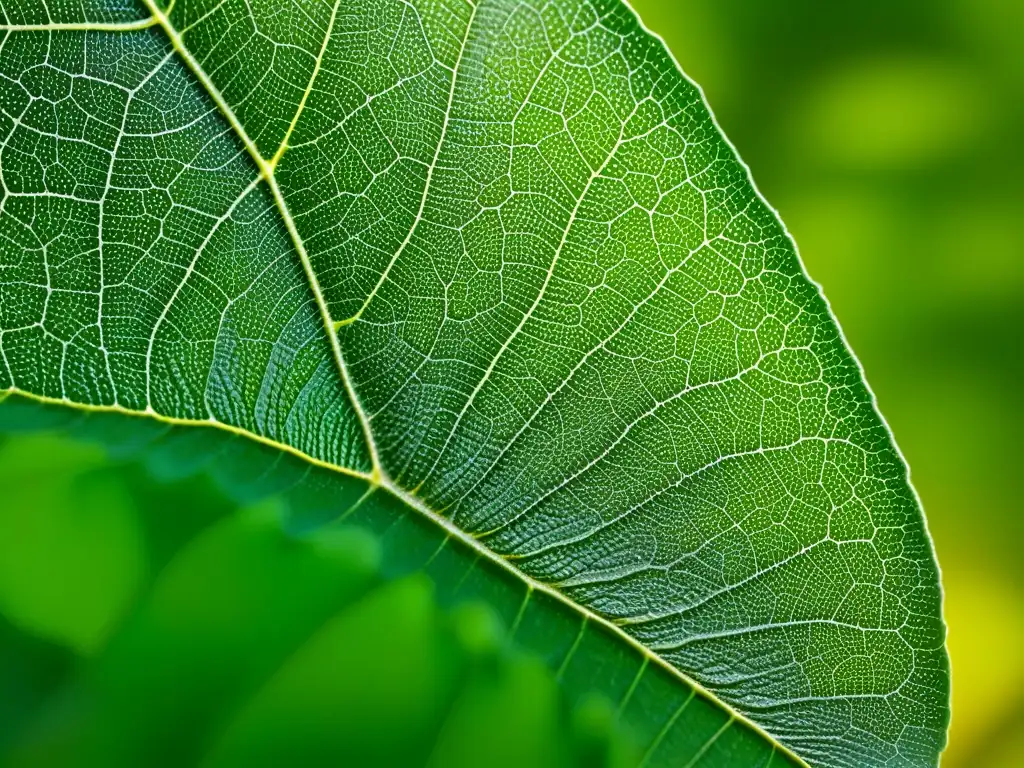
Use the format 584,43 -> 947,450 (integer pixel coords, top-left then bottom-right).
0,1 -> 949,765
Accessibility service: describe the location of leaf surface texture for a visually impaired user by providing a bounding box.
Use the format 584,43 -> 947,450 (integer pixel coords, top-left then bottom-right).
0,0 -> 949,765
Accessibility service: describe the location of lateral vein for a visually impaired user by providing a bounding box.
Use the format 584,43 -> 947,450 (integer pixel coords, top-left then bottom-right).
333,0 -> 479,330
0,18 -> 157,32
269,0 -> 344,169
2,389 -> 374,483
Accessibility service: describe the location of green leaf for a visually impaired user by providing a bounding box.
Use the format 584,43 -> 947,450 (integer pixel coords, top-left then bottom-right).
0,0 -> 949,765
0,425 -> 639,767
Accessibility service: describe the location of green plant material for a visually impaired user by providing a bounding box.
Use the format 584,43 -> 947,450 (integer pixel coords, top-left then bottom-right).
0,435 -> 144,654
0,431 -> 634,768
0,0 -> 949,765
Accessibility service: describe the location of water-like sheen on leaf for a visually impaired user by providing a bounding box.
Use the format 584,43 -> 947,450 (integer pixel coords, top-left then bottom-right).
0,0 -> 949,765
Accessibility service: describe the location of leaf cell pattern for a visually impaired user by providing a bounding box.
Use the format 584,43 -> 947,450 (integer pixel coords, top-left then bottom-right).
0,1 -> 949,766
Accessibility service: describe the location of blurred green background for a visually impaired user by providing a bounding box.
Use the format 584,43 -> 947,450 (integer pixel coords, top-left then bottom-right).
1,0 -> 1020,765
0,428 -> 639,767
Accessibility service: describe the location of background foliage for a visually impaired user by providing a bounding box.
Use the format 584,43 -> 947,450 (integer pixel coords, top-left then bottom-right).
1,0 -> 1017,764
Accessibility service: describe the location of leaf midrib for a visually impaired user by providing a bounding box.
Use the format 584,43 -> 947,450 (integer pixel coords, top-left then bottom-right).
4,4 -> 816,765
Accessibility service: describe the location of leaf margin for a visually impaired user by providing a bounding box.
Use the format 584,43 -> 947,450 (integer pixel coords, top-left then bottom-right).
0,0 -> 951,762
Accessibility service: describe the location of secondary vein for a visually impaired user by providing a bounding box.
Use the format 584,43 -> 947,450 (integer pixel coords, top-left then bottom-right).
268,0 -> 344,170
333,0 -> 479,330
0,18 -> 157,32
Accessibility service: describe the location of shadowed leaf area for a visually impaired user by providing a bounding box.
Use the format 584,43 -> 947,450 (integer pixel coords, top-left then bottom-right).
0,0 -> 948,766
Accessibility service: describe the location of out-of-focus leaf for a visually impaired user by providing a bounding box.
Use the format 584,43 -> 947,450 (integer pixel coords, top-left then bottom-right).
0,436 -> 144,654
204,575 -> 462,768
0,428 -> 636,768
0,615 -> 75,753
